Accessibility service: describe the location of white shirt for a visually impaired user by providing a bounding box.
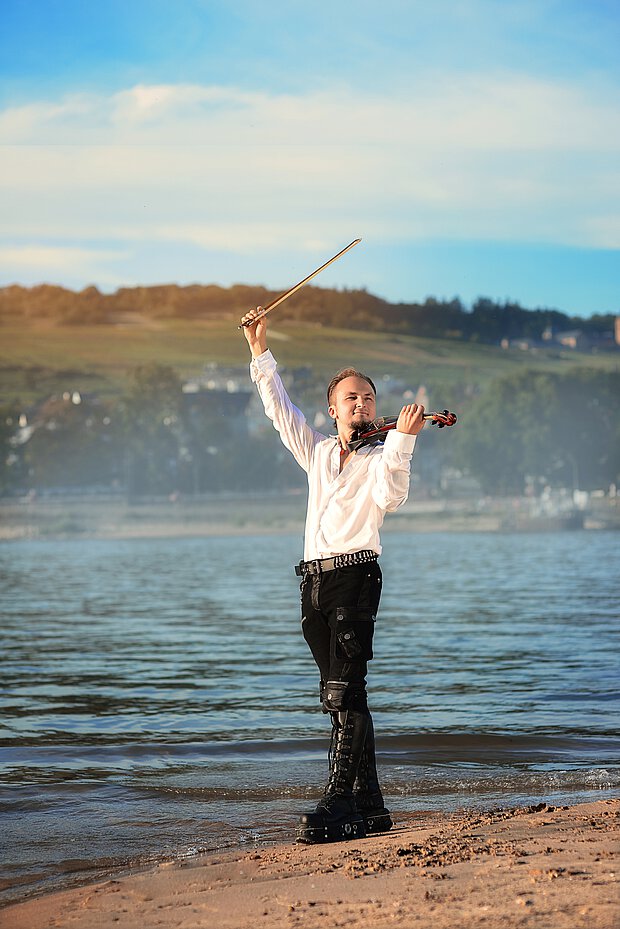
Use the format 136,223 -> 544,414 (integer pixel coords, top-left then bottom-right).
250,350 -> 417,561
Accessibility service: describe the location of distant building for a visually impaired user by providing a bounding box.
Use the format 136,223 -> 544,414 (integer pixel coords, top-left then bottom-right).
556,330 -> 588,350
439,468 -> 483,499
502,327 -> 617,353
500,337 -> 537,351
182,376 -> 252,438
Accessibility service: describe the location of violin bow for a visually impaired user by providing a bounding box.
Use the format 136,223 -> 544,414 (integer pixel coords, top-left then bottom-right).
238,239 -> 362,329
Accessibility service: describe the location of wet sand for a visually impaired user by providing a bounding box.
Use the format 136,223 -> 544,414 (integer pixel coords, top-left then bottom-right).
3,798 -> 618,929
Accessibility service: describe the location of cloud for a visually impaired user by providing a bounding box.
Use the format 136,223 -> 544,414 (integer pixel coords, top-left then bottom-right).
2,76 -> 618,150
0,74 -> 619,279
0,245 -> 129,286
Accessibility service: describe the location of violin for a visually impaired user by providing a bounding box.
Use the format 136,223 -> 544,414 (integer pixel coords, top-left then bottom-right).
347,411 -> 457,452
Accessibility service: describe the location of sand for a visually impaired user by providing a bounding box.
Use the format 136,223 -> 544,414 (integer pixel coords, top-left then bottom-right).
2,798 -> 618,929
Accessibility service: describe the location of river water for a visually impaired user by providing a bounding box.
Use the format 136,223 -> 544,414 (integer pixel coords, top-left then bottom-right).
1,531 -> 619,903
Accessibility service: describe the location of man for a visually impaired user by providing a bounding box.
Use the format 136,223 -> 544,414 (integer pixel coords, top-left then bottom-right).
241,306 -> 425,844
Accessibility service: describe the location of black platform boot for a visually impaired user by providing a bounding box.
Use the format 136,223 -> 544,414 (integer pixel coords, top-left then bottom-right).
296,709 -> 368,844
353,715 -> 393,833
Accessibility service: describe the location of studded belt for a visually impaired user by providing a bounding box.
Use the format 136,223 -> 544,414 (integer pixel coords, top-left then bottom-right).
295,550 -> 378,577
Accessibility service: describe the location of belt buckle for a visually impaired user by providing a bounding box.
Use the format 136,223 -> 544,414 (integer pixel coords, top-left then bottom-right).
308,559 -> 322,576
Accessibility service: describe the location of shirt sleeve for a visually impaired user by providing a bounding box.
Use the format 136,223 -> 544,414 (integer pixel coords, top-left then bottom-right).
249,349 -> 323,473
372,428 -> 417,512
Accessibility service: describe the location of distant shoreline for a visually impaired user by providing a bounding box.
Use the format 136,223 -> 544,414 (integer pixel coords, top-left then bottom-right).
1,494 -> 618,541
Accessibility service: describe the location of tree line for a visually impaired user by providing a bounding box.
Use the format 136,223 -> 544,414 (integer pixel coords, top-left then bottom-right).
1,363 -> 618,498
453,367 -> 620,494
0,364 -> 303,498
1,283 -> 614,345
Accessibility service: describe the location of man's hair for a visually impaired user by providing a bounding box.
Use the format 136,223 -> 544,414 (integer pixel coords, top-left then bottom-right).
326,368 -> 377,405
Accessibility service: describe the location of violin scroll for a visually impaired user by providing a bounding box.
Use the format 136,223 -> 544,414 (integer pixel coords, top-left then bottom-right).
427,409 -> 457,428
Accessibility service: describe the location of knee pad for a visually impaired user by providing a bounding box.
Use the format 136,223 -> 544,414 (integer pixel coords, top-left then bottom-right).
322,680 -> 368,714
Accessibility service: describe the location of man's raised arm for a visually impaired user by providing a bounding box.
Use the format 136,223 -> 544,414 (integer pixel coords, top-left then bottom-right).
240,306 -> 320,474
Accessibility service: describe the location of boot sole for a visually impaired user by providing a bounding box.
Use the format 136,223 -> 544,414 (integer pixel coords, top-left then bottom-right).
296,814 -> 366,844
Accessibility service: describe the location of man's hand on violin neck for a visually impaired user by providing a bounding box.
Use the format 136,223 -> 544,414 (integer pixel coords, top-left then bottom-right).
241,306 -> 268,357
396,403 -> 426,435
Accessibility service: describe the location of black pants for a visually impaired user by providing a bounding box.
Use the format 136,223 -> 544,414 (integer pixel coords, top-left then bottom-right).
300,562 -> 383,714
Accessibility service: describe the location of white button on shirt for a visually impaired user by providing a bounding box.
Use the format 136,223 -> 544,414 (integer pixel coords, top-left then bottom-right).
250,350 -> 417,561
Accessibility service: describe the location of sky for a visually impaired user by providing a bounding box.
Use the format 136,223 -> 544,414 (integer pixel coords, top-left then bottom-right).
1,0 -> 619,316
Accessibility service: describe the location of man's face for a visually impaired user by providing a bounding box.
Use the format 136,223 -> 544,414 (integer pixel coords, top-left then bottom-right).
328,376 -> 377,433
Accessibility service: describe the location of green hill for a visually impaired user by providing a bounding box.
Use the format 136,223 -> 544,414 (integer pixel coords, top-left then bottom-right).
1,315 -> 617,406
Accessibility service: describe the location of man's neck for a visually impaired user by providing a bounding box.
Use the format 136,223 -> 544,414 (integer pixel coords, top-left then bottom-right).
337,428 -> 355,450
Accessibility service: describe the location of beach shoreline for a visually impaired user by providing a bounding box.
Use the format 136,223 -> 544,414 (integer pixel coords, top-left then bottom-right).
0,494 -> 494,540
2,494 -> 617,541
2,798 -> 617,928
